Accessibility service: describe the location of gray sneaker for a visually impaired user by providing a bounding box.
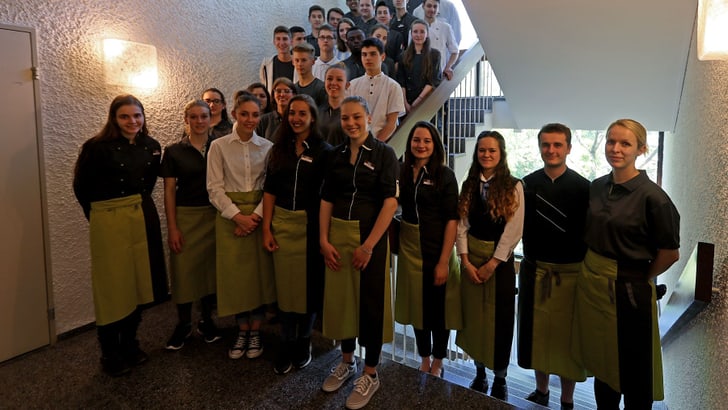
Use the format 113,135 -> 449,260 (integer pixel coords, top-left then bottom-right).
228,331 -> 247,359
322,361 -> 357,392
346,372 -> 380,409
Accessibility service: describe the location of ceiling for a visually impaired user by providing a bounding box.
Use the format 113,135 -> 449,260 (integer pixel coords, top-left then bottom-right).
462,0 -> 696,131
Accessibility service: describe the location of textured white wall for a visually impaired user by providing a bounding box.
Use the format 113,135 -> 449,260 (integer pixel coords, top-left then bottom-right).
0,0 -> 344,334
661,33 -> 728,293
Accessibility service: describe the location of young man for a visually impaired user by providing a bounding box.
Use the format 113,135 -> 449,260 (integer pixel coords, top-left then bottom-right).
293,43 -> 327,107
389,0 -> 417,44
341,27 -> 367,80
358,0 -> 378,34
259,26 -> 299,93
290,26 -> 307,47
517,123 -> 589,410
327,7 -> 345,30
312,24 -> 341,82
344,0 -> 362,23
413,0 -> 461,45
305,5 -> 326,56
374,1 -> 404,62
422,0 -> 458,80
347,37 -> 404,142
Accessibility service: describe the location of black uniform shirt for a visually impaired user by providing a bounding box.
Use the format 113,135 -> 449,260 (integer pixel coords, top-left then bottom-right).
521,168 -> 589,264
73,135 -> 161,219
210,118 -> 232,139
257,111 -> 283,142
321,133 -> 399,231
584,170 -> 680,262
159,137 -> 214,207
317,102 -> 345,146
390,12 -> 417,42
396,50 -> 442,104
264,136 -> 332,213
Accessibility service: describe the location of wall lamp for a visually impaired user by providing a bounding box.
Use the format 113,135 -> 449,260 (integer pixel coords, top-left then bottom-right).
103,39 -> 158,88
698,0 -> 728,60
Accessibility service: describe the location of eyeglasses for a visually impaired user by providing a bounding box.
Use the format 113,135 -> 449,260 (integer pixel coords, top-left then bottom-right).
204,99 -> 223,105
274,89 -> 294,95
319,35 -> 335,41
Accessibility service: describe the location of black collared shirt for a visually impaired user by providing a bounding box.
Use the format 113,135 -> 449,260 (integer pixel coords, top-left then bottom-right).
159,137 -> 214,207
317,101 -> 345,146
264,136 -> 332,213
584,170 -> 680,261
521,168 -> 589,263
257,111 -> 283,142
73,135 -> 161,219
321,133 -> 399,231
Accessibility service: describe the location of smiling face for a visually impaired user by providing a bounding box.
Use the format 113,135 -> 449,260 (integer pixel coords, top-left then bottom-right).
293,50 -> 314,76
325,67 -> 348,98
376,5 -> 391,25
539,131 -> 571,170
347,0 -> 359,13
273,84 -> 294,111
115,104 -> 144,140
359,0 -> 373,19
340,100 -> 370,141
309,10 -> 324,30
372,27 -> 389,47
605,124 -> 645,171
410,126 -> 435,163
411,22 -> 428,47
202,90 -> 225,118
249,86 -> 269,110
423,0 -> 439,20
288,100 -> 314,138
185,105 -> 211,137
233,101 -> 261,139
477,136 -> 501,176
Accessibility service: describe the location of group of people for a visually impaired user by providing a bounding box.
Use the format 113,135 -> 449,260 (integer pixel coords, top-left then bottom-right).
72,3 -> 680,410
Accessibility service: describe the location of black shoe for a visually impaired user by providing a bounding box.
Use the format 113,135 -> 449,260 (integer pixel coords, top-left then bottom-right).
274,346 -> 292,375
469,376 -> 488,393
124,345 -> 149,366
561,401 -> 574,410
165,323 -> 192,350
101,353 -> 131,377
490,377 -> 508,400
197,320 -> 222,343
293,337 -> 312,369
656,284 -> 668,300
526,389 -> 550,406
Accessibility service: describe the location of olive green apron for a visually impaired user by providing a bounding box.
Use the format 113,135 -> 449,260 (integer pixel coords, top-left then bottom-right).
456,235 -> 496,366
271,206 -> 308,314
530,260 -> 587,382
170,205 -> 216,304
394,220 -> 462,330
322,217 -> 393,343
215,191 -> 275,317
89,194 -> 153,325
573,249 -> 664,399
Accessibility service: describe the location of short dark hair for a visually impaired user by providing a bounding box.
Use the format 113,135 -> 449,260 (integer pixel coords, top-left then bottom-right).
309,5 -> 325,17
319,23 -> 335,34
327,7 -> 345,20
375,1 -> 391,13
289,26 -> 306,35
361,37 -> 384,54
273,25 -> 290,36
538,123 -> 572,145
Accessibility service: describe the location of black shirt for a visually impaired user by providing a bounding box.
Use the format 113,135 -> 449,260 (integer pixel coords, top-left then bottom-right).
584,170 -> 680,262
263,136 -> 332,214
159,137 -> 214,207
295,78 -> 328,107
390,12 -> 417,42
321,134 -> 399,232
305,34 -> 321,56
210,118 -> 233,139
521,168 -> 589,264
396,50 -> 442,104
256,111 -> 283,142
73,135 -> 162,219
317,101 -> 346,146
272,55 -> 295,83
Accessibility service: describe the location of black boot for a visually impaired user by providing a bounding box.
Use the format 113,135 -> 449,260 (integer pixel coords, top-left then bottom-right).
294,336 -> 312,369
98,323 -> 130,377
469,364 -> 488,393
120,309 -> 148,366
490,376 -> 508,400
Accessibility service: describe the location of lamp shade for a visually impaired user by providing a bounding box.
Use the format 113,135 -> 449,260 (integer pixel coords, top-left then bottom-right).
698,0 -> 728,60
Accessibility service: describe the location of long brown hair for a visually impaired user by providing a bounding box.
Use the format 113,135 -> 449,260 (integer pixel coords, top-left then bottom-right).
90,94 -> 149,143
401,121 -> 446,184
268,94 -> 322,172
458,131 -> 519,221
401,20 -> 438,87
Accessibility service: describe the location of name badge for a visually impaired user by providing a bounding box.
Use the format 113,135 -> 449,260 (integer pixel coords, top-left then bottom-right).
423,179 -> 434,186
300,155 -> 313,163
363,161 -> 375,170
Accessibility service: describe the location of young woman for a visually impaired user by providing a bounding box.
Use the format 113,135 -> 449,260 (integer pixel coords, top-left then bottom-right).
573,119 -> 680,409
395,121 -> 461,378
396,19 -> 442,113
202,88 -> 233,138
206,94 -> 275,361
247,82 -> 273,114
455,131 -> 524,400
73,95 -> 167,376
370,24 -> 397,78
262,94 -> 332,375
335,17 -> 355,61
257,77 -> 297,142
161,99 -> 221,350
319,96 -> 399,409
318,63 -> 349,146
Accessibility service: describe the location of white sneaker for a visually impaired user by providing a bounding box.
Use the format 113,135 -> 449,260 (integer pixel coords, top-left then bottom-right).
322,361 -> 357,392
246,332 -> 263,359
346,372 -> 380,409
228,331 -> 247,359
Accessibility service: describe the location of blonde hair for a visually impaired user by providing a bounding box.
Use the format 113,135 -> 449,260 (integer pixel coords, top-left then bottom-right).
607,118 -> 648,152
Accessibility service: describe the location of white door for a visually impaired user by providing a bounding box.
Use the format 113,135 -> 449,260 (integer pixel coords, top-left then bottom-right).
0,25 -> 51,362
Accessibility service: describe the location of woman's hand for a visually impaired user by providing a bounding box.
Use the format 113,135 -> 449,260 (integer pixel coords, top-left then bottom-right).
477,258 -> 500,282
461,257 -> 482,284
321,241 -> 341,271
232,213 -> 260,236
352,246 -> 372,271
433,261 -> 449,286
262,229 -> 278,252
167,227 -> 184,254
